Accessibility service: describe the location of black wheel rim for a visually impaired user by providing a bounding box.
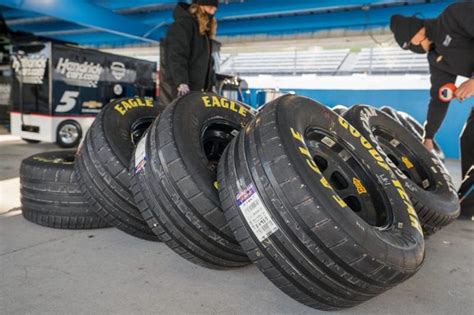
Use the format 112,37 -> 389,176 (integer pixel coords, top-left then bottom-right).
306,129 -> 392,228
130,117 -> 155,146
372,127 -> 434,191
201,119 -> 239,175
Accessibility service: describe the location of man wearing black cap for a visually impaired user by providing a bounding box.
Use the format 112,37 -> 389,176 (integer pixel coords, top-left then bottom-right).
390,2 -> 474,167
159,0 -> 219,105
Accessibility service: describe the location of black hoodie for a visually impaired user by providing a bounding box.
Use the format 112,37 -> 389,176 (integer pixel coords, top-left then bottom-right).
159,2 -> 215,105
423,2 -> 474,139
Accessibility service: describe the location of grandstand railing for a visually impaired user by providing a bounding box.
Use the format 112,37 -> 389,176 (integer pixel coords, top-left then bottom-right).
219,47 -> 430,76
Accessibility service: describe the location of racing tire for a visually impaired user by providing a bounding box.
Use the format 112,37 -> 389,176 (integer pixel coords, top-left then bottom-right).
332,105 -> 349,115
20,150 -> 111,229
218,95 -> 424,310
76,97 -> 160,241
396,111 -> 445,161
130,93 -> 253,268
380,106 -> 402,123
380,107 -> 445,160
343,105 -> 459,235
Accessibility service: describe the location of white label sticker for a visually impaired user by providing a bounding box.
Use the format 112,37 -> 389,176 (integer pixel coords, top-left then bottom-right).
134,133 -> 148,173
422,179 -> 430,189
390,139 -> 400,147
339,149 -> 351,162
236,184 -> 278,242
321,136 -> 336,148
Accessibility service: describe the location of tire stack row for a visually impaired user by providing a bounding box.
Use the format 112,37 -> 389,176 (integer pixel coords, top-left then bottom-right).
20,94 -> 460,311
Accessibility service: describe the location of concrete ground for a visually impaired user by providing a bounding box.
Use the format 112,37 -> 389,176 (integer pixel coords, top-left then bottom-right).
0,136 -> 473,315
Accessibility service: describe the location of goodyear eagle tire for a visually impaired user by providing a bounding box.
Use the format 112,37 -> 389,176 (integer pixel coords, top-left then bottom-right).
343,105 -> 459,235
76,97 -> 160,241
380,106 -> 402,123
332,105 -> 349,115
130,92 -> 253,268
396,111 -> 445,161
20,151 -> 110,229
381,106 -> 444,160
218,95 -> 424,310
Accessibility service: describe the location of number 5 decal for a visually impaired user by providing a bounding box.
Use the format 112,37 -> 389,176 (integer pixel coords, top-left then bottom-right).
56,91 -> 80,113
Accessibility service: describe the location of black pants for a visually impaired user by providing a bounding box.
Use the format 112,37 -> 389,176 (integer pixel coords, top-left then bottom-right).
460,107 -> 474,178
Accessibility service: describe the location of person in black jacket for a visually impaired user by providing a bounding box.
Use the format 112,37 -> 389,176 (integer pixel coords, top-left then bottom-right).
159,0 -> 218,106
390,2 -> 474,156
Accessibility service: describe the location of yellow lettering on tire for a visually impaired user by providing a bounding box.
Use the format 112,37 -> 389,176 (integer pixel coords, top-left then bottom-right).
113,98 -> 154,116
289,127 -> 345,208
290,128 -> 304,144
114,104 -> 126,115
220,98 -> 229,108
202,96 -> 211,107
212,96 -> 221,107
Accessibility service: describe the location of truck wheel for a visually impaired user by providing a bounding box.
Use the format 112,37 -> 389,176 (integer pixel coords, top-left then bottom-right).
218,95 -> 424,310
130,92 -> 253,268
20,150 -> 111,229
343,105 -> 459,235
56,120 -> 82,148
76,97 -> 160,241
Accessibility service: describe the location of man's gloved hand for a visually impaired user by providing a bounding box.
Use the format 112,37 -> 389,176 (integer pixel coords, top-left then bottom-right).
455,79 -> 474,102
177,83 -> 190,97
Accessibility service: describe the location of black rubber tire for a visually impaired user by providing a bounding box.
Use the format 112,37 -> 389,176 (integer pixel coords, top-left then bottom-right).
380,106 -> 402,123
56,120 -> 82,148
218,95 -> 424,310
130,92 -> 253,268
20,150 -> 111,229
76,97 -> 160,241
343,105 -> 459,235
396,111 -> 445,161
332,105 -> 349,115
380,106 -> 445,160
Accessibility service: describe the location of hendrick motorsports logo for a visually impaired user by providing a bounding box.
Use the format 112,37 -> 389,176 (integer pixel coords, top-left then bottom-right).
11,55 -> 47,85
111,62 -> 126,81
55,57 -> 103,88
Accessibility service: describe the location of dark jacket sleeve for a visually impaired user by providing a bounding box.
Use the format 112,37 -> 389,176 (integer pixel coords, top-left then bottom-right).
424,64 -> 457,139
165,19 -> 193,86
443,2 -> 474,39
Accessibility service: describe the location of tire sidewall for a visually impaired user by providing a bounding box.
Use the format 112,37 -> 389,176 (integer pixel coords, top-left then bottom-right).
259,96 -> 424,263
168,92 -> 254,205
100,97 -> 159,166
21,150 -> 76,173
345,106 -> 458,214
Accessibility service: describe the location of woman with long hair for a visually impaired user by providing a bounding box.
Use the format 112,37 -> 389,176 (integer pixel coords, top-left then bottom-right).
159,0 -> 218,105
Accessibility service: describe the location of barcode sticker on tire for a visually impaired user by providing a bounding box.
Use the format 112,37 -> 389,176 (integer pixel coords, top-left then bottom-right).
236,184 -> 278,242
321,136 -> 336,148
134,133 -> 147,173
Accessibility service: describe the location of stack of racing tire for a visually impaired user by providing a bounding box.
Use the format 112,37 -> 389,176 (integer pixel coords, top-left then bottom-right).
19,93 -> 460,311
